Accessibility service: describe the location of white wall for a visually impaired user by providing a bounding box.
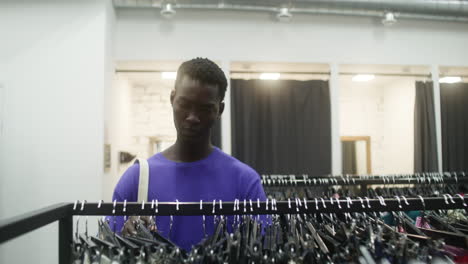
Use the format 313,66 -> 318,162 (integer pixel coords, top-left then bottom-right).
103,74 -> 133,200
115,9 -> 468,66
129,77 -> 176,144
0,1 -> 115,263
340,77 -> 386,173
382,78 -> 416,174
0,82 -> 4,137
339,76 -> 416,174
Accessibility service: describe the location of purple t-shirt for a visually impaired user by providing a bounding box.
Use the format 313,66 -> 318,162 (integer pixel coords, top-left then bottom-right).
109,147 -> 268,251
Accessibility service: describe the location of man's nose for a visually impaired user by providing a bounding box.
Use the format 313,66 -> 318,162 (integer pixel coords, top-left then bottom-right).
186,112 -> 200,123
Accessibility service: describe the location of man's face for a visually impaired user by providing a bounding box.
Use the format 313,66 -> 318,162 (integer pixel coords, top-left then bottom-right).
171,75 -> 224,142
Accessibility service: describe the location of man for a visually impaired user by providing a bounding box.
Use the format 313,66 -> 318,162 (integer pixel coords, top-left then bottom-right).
110,58 -> 268,251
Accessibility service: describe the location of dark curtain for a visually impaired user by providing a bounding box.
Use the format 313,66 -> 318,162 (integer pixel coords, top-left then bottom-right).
231,79 -> 331,176
211,119 -> 222,148
414,81 -> 438,172
342,141 -> 357,174
441,82 -> 468,172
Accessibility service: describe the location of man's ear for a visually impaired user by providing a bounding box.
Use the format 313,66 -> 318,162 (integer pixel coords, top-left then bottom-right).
218,101 -> 225,117
170,89 -> 175,105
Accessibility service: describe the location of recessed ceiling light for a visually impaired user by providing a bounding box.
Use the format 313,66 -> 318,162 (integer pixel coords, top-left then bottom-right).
440,76 -> 461,84
260,73 -> 281,80
161,72 -> 177,80
352,74 -> 375,82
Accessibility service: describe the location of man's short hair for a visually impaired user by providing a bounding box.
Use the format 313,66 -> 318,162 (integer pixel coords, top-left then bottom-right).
175,58 -> 227,102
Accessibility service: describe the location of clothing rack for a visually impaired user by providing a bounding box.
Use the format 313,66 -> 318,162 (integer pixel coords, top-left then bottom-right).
261,174 -> 468,187
1,196 -> 467,263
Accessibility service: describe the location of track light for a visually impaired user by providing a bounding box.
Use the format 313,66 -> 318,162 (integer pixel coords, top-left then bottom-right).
382,11 -> 397,26
161,3 -> 176,19
277,8 -> 292,22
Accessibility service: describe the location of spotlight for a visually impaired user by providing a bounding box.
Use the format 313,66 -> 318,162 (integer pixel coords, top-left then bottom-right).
161,72 -> 177,80
277,8 -> 292,22
161,3 -> 176,19
260,73 -> 281,80
352,74 -> 375,82
440,76 -> 461,84
382,11 -> 397,26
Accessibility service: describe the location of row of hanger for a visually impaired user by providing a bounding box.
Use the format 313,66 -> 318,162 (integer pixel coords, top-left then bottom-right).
71,194 -> 468,217
71,205 -> 468,263
69,175 -> 467,263
266,183 -> 466,202
262,172 -> 466,179
261,172 -> 467,186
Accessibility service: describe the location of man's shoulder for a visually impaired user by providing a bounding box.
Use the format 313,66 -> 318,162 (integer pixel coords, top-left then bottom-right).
113,161 -> 140,198
214,149 -> 259,177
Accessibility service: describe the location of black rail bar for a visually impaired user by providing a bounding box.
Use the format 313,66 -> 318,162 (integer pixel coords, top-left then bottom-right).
0,203 -> 72,244
59,215 -> 73,264
72,196 -> 468,216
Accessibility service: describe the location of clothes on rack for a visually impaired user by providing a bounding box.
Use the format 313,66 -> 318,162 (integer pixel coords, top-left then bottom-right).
260,173 -> 468,187
72,204 -> 468,264
265,183 -> 467,201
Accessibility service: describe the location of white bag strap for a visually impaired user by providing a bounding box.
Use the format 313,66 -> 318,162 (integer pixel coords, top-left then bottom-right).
135,158 -> 149,202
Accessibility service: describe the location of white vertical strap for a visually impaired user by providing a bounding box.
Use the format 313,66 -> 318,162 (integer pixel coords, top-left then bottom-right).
136,158 -> 149,202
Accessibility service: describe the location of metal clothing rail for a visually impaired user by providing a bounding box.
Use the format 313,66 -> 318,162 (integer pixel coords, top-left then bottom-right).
1,195 -> 467,263
261,175 -> 468,187
0,203 -> 74,264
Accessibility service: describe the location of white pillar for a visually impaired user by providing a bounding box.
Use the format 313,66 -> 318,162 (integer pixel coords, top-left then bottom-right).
220,60 -> 232,155
330,63 -> 342,175
431,65 -> 443,172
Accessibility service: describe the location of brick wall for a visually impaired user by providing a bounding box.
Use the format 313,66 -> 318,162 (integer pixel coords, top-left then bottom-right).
130,78 -> 176,158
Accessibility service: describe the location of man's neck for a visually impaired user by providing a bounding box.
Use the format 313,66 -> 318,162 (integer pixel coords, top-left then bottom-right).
165,138 -> 213,163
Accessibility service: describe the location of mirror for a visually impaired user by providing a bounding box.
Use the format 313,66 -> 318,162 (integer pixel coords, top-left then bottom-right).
341,136 -> 371,174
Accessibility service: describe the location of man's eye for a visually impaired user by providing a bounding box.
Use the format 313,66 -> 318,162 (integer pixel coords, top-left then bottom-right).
200,106 -> 216,113
178,101 -> 190,108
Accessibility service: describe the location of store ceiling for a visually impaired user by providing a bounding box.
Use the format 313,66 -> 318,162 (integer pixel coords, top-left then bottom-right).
113,0 -> 468,23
